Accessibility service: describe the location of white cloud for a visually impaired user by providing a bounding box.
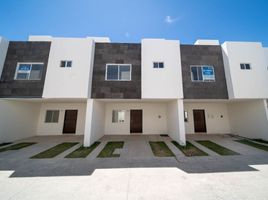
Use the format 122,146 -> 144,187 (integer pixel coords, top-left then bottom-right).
164,16 -> 178,24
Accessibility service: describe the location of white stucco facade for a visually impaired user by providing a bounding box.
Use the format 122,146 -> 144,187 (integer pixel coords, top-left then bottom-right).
228,100 -> 268,140
42,37 -> 95,98
104,102 -> 168,135
141,39 -> 183,99
222,42 -> 268,99
0,37 -> 9,78
184,102 -> 231,134
0,100 -> 40,143
37,102 -> 86,135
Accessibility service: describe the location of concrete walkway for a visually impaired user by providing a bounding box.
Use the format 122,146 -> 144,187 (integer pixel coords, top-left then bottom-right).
0,134 -> 268,199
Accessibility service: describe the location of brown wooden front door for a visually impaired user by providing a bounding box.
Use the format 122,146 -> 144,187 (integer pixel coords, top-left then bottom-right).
130,110 -> 143,133
63,110 -> 78,134
193,109 -> 207,133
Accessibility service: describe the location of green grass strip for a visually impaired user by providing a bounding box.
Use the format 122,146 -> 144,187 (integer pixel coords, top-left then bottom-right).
65,142 -> 101,158
197,140 -> 239,155
149,141 -> 174,157
172,141 -> 208,156
0,142 -> 36,153
31,142 -> 78,159
251,139 -> 268,145
97,141 -> 124,158
235,139 -> 268,152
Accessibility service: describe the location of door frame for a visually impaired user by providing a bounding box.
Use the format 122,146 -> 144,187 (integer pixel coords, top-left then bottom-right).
193,109 -> 207,133
130,109 -> 143,133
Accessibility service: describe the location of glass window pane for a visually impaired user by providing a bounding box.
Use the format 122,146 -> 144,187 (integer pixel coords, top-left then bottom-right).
18,64 -> 31,71
197,67 -> 203,80
191,67 -> 198,81
67,61 -> 72,67
159,62 -> 164,68
202,66 -> 215,81
16,73 -> 29,80
30,64 -> 43,80
119,65 -> 130,80
153,62 -> 158,68
60,61 -> 66,67
45,111 -> 53,122
52,111 -> 59,122
118,111 -> 125,123
107,65 -> 118,80
112,110 -> 118,123
245,64 -> 250,69
240,64 -> 245,69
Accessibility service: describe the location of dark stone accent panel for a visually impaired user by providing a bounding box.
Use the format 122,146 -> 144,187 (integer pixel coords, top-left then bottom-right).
92,43 -> 141,99
0,42 -> 51,98
180,45 -> 228,99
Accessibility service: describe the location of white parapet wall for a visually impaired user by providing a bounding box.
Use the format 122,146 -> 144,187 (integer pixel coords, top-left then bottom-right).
184,102 -> 231,134
141,39 -> 183,99
222,42 -> 268,99
36,102 -> 86,135
0,37 -> 9,78
0,100 -> 41,143
42,37 -> 95,98
167,99 -> 186,145
228,100 -> 268,140
84,99 -> 105,147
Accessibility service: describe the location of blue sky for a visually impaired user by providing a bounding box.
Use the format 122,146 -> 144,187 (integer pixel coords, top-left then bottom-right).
0,0 -> 268,45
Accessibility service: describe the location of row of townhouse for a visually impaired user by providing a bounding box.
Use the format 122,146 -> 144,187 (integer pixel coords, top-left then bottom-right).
0,36 -> 267,146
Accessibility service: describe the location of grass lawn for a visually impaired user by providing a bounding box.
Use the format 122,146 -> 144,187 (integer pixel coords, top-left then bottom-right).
0,142 -> 12,147
251,139 -> 268,145
31,142 -> 79,159
235,139 -> 268,152
197,140 -> 239,155
172,141 -> 208,156
97,141 -> 124,158
65,142 -> 101,158
149,141 -> 174,157
0,142 -> 36,153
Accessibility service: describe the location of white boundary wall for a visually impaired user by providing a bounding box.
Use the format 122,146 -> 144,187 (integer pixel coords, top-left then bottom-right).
0,100 -> 40,143
228,100 -> 268,140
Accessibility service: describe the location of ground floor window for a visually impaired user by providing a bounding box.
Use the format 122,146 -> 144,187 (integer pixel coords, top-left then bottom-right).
45,110 -> 60,123
112,110 -> 125,123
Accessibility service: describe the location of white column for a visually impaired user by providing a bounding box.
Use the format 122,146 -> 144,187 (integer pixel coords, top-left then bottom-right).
167,99 -> 186,146
177,99 -> 186,145
83,99 -> 94,147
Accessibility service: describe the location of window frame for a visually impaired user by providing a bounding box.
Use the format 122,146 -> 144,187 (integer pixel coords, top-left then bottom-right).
153,61 -> 165,69
190,65 -> 216,82
45,110 -> 60,123
14,62 -> 44,80
240,63 -> 251,70
105,64 -> 132,81
60,60 -> 73,68
112,110 -> 126,123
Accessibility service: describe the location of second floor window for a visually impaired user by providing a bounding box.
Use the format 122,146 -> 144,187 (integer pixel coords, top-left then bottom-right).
60,60 -> 72,68
105,64 -> 131,81
191,65 -> 215,82
14,63 -> 43,80
240,63 -> 251,70
153,62 -> 164,68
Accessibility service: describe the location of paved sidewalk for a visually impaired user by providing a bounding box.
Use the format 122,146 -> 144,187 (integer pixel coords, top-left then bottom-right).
0,134 -> 268,199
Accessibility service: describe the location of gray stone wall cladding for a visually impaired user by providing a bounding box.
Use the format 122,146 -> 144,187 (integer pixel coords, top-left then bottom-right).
180,45 -> 229,99
0,42 -> 51,98
91,43 -> 141,99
